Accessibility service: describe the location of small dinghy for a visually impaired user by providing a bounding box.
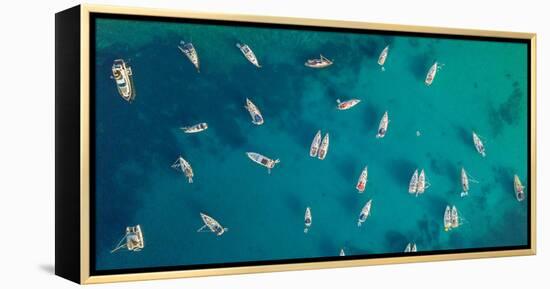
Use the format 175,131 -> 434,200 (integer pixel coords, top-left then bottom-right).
246,152 -> 280,174
514,174 -> 525,202
339,249 -> 346,256
111,225 -> 144,253
357,199 -> 372,227
409,169 -> 419,194
111,59 -> 135,102
171,156 -> 194,183
376,111 -> 389,138
236,43 -> 261,68
310,130 -> 322,157
444,205 -> 452,231
318,133 -> 330,160
304,207 -> 312,233
425,62 -> 442,86
356,166 -> 368,193
177,41 -> 200,72
378,45 -> 389,71
245,98 -> 264,125
472,131 -> 486,157
198,213 -> 227,236
181,122 -> 208,134
336,98 -> 361,110
305,55 -> 333,68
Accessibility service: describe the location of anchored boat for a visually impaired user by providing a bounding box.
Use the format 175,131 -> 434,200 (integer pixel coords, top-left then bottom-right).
444,205 -> 452,231
318,133 -> 330,160
304,207 -> 312,233
451,206 -> 460,229
247,152 -> 280,174
357,199 -> 372,227
376,111 -> 389,138
416,169 -> 427,196
336,98 -> 361,110
236,43 -> 261,67
112,59 -> 135,102
404,242 -> 417,253
177,41 -> 200,72
111,225 -> 144,253
409,169 -> 419,194
181,122 -> 208,134
172,156 -> 194,183
472,131 -> 486,157
339,249 -> 346,256
514,174 -> 525,201
245,98 -> 264,125
305,55 -> 333,68
460,167 -> 478,197
310,130 -> 322,157
378,45 -> 389,71
356,166 -> 368,193
198,213 -> 227,236
425,62 -> 442,86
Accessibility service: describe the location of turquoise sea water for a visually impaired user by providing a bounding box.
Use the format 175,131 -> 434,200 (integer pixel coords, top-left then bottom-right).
94,17 -> 529,271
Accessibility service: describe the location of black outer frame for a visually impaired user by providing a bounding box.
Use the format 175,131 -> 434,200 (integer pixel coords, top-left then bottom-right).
55,5 -> 533,284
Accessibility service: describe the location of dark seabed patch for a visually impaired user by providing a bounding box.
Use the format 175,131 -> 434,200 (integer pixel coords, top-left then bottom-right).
488,81 -> 524,136
387,158 -> 417,187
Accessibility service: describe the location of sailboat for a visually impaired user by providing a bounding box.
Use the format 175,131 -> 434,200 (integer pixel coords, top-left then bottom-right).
310,130 -> 322,157
451,206 -> 460,229
416,169 -> 428,196
514,174 -> 525,202
444,206 -> 452,231
171,156 -> 194,183
236,43 -> 261,67
246,152 -> 280,173
357,199 -> 372,227
111,225 -> 144,253
409,169 -> 419,194
425,62 -> 442,86
339,249 -> 346,256
305,55 -> 333,68
378,45 -> 389,71
177,41 -> 200,72
356,166 -> 368,193
245,98 -> 264,125
181,122 -> 208,134
304,207 -> 312,233
376,111 -> 389,138
317,133 -> 330,160
111,59 -> 135,102
198,213 -> 227,236
404,242 -> 417,253
460,167 -> 478,197
472,131 -> 486,157
411,243 -> 417,252
336,98 -> 361,110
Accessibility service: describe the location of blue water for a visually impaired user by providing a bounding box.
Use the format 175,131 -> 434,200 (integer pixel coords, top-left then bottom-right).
94,17 -> 529,271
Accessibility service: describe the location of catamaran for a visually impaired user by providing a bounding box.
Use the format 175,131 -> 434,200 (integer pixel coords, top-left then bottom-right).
376,111 -> 389,138
304,207 -> 312,233
378,45 -> 389,71
177,41 -> 200,72
339,249 -> 346,256
198,213 -> 227,236
310,130 -> 322,157
318,133 -> 330,160
404,242 -> 417,253
451,206 -> 460,229
246,152 -> 280,173
356,166 -> 368,193
111,225 -> 144,253
514,174 -> 525,202
416,169 -> 427,196
305,55 -> 333,68
357,199 -> 372,227
171,156 -> 194,183
409,169 -> 419,194
444,205 -> 452,231
236,43 -> 261,68
245,98 -> 264,125
112,59 -> 135,102
472,131 -> 486,157
181,122 -> 208,134
425,62 -> 441,86
336,98 -> 361,110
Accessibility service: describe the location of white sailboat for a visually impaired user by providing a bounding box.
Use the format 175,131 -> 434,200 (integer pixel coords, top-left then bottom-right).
404,242 -> 417,253
198,213 -> 227,236
514,175 -> 525,202
171,156 -> 194,183
339,249 -> 346,256
378,45 -> 389,71
411,243 -> 417,252
357,199 -> 372,227
111,225 -> 144,253
356,166 -> 368,193
376,111 -> 389,138
305,55 -> 333,68
246,152 -> 280,173
309,130 -> 322,157
245,98 -> 264,125
472,131 -> 486,157
181,122 -> 208,134
409,169 -> 419,194
460,167 -> 478,197
318,133 -> 330,160
444,205 -> 452,232
416,169 -> 428,196
177,41 -> 200,72
236,43 -> 261,67
425,62 -> 442,86
451,206 -> 460,229
304,207 -> 312,233
336,98 -> 361,110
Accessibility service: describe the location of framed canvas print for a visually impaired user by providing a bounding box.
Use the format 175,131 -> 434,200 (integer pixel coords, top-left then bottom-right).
55,4 -> 536,284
